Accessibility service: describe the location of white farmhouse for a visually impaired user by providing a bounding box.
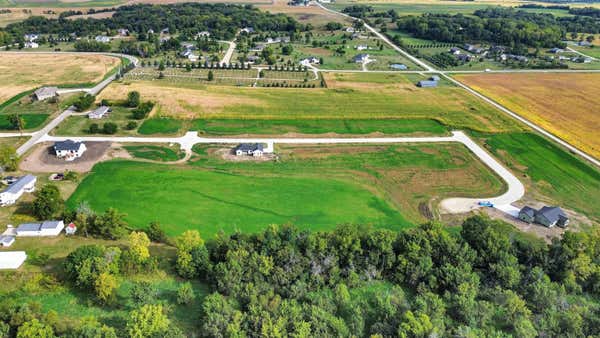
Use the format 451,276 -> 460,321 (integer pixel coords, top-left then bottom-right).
88,106 -> 110,119
54,140 -> 87,161
24,42 -> 39,49
0,251 -> 27,270
16,220 -> 65,237
0,175 -> 36,206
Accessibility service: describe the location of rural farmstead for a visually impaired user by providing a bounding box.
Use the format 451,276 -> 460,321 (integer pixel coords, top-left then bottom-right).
0,1 -> 598,337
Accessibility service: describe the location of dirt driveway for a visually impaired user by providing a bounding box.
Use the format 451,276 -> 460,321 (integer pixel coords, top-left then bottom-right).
20,142 -> 112,173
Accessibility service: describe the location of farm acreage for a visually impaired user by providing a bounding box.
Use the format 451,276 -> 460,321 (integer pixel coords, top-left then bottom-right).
455,73 -> 600,159
103,73 -> 523,135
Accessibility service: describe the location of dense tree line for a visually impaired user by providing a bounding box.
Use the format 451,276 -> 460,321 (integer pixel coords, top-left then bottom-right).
570,6 -> 600,18
1,215 -> 599,336
2,3 -> 303,44
395,7 -> 600,48
168,216 -> 600,337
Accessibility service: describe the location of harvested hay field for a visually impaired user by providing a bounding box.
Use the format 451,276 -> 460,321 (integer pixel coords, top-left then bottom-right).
0,53 -> 120,102
455,73 -> 600,159
104,76 -> 522,133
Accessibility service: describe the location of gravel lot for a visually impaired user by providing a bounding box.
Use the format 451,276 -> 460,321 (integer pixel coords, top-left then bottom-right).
20,142 -> 112,173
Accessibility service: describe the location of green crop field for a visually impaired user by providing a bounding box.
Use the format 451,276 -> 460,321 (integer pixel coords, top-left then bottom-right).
67,143 -> 504,238
477,132 -> 600,222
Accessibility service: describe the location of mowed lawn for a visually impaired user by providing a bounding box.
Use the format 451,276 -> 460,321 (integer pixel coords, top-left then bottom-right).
103,72 -> 522,135
479,132 -> 600,222
0,53 -> 121,103
67,143 -> 504,238
455,73 -> 600,159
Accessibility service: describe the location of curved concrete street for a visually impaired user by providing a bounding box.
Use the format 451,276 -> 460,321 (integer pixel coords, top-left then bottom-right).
39,130 -> 525,215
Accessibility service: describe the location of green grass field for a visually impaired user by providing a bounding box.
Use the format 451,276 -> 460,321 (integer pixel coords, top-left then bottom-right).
193,118 -> 448,135
124,145 -> 185,162
138,117 -> 184,135
477,132 -> 600,221
67,143 -> 504,238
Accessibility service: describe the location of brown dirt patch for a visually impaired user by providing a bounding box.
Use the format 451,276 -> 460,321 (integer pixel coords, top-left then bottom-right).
455,73 -> 600,159
19,142 -> 112,173
99,82 -> 263,119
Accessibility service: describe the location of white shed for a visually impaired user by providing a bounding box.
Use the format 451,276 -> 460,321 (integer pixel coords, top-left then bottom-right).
16,220 -> 65,237
0,251 -> 27,269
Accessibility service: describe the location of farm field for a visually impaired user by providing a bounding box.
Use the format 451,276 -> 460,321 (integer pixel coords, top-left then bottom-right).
102,73 -> 522,135
0,53 -> 121,103
455,73 -> 600,159
476,132 -> 600,222
67,143 -> 505,238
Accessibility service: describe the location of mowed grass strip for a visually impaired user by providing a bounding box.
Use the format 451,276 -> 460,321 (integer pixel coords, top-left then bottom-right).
479,132 -> 600,221
455,73 -> 600,159
192,118 -> 448,135
124,145 -> 184,162
102,75 -> 521,133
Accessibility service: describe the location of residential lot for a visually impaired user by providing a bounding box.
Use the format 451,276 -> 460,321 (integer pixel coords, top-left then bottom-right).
67,143 -> 504,238
455,73 -> 600,159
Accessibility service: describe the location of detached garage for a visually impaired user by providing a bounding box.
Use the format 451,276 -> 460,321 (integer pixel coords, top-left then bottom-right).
0,251 -> 27,269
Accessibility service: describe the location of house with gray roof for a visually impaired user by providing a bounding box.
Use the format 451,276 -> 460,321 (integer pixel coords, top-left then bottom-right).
54,140 -> 86,161
16,220 -> 65,237
518,205 -> 569,228
536,206 -> 569,228
0,236 -> 15,247
0,175 -> 36,206
34,87 -> 58,101
235,143 -> 264,157
518,206 -> 536,223
353,54 -> 369,63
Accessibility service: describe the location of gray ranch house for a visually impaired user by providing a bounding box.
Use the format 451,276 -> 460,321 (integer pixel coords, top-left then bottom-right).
518,205 -> 569,228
